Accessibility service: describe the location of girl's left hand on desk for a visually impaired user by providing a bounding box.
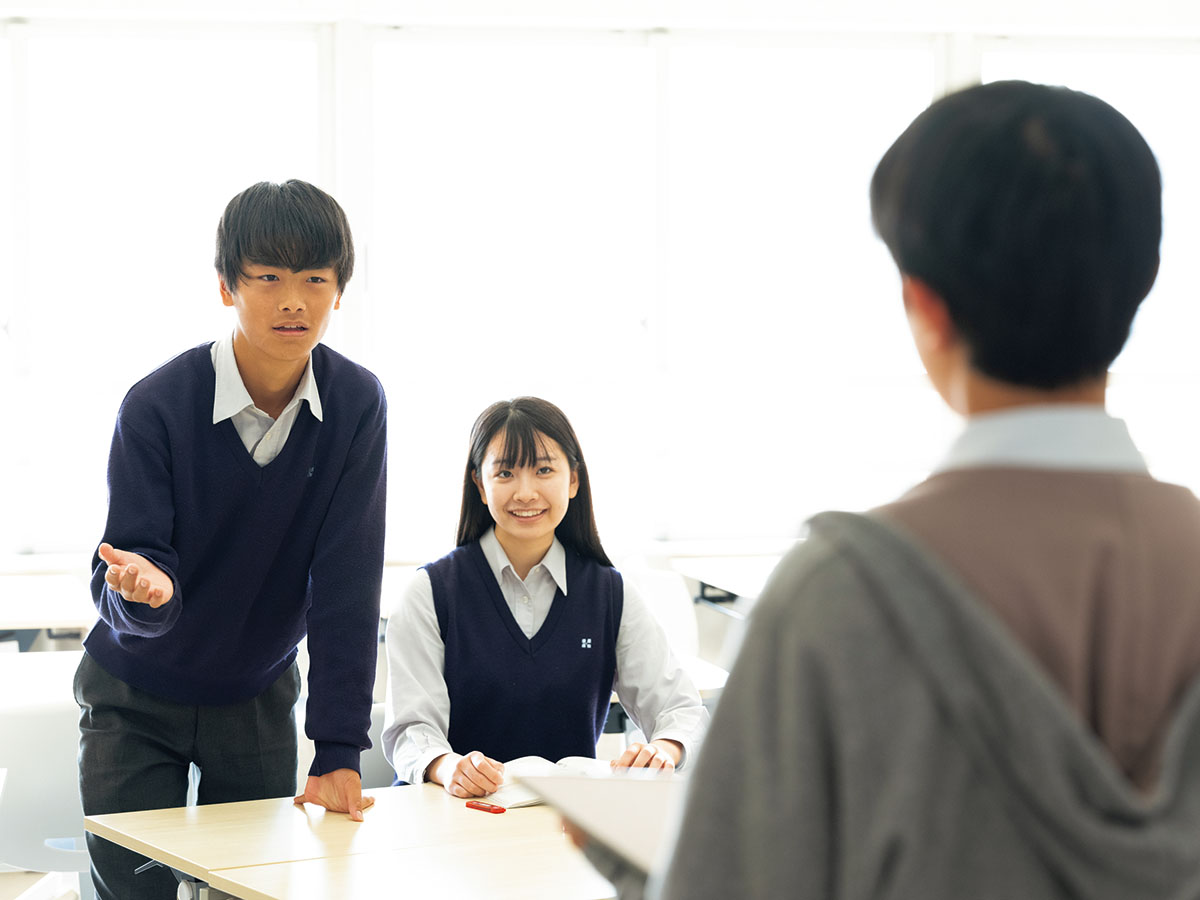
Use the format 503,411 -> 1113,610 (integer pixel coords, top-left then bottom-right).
610,740 -> 680,771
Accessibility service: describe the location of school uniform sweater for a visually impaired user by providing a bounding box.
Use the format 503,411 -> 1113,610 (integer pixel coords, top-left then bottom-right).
426,541 -> 623,762
86,342 -> 387,776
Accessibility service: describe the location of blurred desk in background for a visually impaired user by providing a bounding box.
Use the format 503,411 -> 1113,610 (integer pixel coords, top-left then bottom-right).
0,575 -> 95,650
670,549 -> 795,667
670,552 -> 787,610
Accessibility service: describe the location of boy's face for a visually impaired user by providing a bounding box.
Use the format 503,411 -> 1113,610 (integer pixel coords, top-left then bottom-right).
220,263 -> 341,370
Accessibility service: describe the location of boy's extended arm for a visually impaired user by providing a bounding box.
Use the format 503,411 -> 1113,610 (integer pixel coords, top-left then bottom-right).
90,407 -> 184,636
302,384 -> 388,783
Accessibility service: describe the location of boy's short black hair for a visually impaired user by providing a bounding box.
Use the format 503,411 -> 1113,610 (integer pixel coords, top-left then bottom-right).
870,80 -> 1161,389
215,179 -> 355,293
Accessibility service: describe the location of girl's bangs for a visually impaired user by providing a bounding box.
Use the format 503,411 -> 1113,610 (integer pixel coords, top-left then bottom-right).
495,416 -> 550,470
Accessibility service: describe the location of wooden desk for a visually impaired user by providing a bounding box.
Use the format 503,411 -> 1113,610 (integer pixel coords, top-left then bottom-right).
0,575 -> 95,635
208,834 -> 610,900
86,784 -> 614,900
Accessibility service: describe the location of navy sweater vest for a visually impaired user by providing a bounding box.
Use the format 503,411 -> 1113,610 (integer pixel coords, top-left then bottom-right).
427,541 -> 623,762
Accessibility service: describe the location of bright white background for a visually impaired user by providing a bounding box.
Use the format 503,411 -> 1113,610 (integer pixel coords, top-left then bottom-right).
1,2 -> 1198,567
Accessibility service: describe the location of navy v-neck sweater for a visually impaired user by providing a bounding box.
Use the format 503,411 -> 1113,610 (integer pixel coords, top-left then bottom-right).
86,343 -> 387,775
426,541 -> 623,762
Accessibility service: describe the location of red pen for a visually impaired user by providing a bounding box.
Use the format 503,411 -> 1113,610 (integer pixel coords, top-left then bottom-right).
466,800 -> 506,814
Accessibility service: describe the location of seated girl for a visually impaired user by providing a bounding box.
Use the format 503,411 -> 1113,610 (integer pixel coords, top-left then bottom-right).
382,396 -> 709,797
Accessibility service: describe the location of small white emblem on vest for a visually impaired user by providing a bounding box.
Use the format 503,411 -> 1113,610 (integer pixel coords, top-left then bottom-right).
581,638 -> 592,648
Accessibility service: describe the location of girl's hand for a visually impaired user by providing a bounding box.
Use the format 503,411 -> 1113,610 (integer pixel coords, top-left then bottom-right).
610,739 -> 681,772
431,751 -> 505,798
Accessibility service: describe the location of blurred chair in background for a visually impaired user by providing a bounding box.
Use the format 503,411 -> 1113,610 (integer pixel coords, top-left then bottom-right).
0,651 -> 94,900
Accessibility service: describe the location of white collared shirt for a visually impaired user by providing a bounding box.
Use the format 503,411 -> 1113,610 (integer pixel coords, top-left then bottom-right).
210,335 -> 323,467
382,528 -> 710,785
934,405 -> 1148,474
479,527 -> 567,639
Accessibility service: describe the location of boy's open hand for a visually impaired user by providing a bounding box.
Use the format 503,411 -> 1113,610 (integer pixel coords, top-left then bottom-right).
294,769 -> 375,822
98,543 -> 174,608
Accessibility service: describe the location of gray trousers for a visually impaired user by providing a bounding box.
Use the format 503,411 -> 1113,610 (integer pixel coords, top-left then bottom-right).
74,652 -> 301,900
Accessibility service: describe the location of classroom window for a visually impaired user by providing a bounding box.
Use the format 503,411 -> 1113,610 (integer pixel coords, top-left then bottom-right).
5,23 -> 322,553
366,32 -> 657,561
655,38 -> 948,540
5,19 -> 1200,565
0,30 -> 14,554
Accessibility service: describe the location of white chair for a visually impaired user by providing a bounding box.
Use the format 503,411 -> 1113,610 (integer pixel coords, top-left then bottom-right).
623,566 -> 700,659
361,702 -> 397,788
0,651 -> 94,900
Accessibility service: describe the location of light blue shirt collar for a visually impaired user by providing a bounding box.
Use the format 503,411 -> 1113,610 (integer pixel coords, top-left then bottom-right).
210,334 -> 323,424
934,405 -> 1148,474
479,527 -> 569,595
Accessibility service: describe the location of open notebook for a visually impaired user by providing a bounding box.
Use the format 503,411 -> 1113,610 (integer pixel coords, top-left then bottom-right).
514,770 -> 685,875
488,756 -> 614,809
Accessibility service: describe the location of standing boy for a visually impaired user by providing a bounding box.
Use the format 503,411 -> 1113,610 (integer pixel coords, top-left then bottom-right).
79,180 -> 387,900
590,81 -> 1200,898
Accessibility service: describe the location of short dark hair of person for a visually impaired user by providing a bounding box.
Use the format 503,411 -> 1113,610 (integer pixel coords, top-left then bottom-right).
457,396 -> 612,568
215,179 -> 355,293
871,80 -> 1161,389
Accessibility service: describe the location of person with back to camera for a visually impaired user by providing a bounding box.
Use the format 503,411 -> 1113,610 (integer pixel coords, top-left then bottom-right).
581,80 -> 1200,899
79,180 -> 387,900
382,396 -> 709,797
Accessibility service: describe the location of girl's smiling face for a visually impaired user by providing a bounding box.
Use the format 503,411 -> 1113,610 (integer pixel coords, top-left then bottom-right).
473,429 -> 579,561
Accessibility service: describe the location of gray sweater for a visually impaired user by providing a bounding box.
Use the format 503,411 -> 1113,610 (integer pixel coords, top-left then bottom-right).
591,510 -> 1200,899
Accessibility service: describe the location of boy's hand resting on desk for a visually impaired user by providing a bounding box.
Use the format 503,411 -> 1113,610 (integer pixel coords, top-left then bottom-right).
428,751 -> 505,798
610,739 -> 681,772
294,769 -> 375,822
99,543 -> 174,608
